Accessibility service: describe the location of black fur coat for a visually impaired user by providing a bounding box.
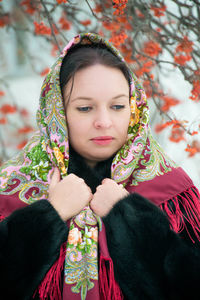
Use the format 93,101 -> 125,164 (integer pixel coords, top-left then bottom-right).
0,148 -> 200,300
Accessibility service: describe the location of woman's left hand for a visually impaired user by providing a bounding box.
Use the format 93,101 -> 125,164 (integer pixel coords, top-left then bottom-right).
90,178 -> 129,217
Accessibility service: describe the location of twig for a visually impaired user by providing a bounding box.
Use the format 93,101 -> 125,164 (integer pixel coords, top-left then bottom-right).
84,0 -> 111,22
40,0 -> 62,52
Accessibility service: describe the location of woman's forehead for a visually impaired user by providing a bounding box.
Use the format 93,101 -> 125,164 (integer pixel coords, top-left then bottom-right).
67,64 -> 129,90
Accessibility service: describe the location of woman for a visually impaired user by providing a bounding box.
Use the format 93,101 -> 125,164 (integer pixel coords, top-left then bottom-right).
0,33 -> 200,300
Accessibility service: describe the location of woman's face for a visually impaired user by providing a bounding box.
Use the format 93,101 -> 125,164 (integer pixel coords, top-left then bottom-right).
64,64 -> 131,167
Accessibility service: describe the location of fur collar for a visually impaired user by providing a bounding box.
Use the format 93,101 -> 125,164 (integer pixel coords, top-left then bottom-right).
68,146 -> 114,193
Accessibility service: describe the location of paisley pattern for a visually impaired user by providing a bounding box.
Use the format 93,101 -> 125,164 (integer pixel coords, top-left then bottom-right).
131,130 -> 177,186
0,32 -> 178,298
65,208 -> 100,300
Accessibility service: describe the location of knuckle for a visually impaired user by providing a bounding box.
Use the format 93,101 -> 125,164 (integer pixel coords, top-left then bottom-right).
69,173 -> 76,179
103,178 -> 111,184
96,185 -> 102,191
79,178 -> 85,183
69,173 -> 76,178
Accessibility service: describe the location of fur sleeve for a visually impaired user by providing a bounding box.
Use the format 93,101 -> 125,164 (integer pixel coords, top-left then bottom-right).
103,191 -> 200,300
160,186 -> 200,299
0,200 -> 68,300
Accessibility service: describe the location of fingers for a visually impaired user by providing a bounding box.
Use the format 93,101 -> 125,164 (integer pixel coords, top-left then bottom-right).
118,184 -> 124,188
101,178 -> 123,188
69,174 -> 93,196
101,178 -> 112,185
89,198 -> 96,211
49,167 -> 60,189
50,170 -> 93,204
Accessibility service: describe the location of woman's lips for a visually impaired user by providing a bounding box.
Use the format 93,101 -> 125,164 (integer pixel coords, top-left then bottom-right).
91,136 -> 113,145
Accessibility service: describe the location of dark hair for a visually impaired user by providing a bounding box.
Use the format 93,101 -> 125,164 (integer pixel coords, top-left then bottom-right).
59,44 -> 131,104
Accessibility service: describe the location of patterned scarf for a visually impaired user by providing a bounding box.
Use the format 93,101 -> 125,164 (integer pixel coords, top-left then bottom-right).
0,33 -> 191,300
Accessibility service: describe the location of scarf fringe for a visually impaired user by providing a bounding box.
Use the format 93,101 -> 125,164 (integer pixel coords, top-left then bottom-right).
0,214 -> 5,222
36,242 -> 66,300
160,186 -> 200,243
99,254 -> 123,300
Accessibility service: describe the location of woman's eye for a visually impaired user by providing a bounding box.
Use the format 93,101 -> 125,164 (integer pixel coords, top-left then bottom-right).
112,105 -> 125,110
77,107 -> 92,112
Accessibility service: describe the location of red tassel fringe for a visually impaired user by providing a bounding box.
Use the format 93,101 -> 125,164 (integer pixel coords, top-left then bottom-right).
99,254 -> 123,300
0,214 -> 5,222
160,186 -> 200,243
36,242 -> 66,300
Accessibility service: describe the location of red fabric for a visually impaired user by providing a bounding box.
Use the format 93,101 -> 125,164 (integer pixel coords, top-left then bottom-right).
35,242 -> 67,300
1,32 -> 199,300
127,167 -> 193,206
99,254 -> 123,300
98,223 -> 123,300
160,186 -> 200,243
0,214 -> 5,222
1,167 -> 200,299
0,191 -> 28,217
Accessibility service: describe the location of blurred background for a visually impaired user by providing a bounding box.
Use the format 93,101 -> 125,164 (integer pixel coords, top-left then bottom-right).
0,0 -> 200,188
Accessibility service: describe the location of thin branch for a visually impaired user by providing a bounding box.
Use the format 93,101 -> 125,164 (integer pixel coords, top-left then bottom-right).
40,0 -> 62,52
84,0 -> 111,22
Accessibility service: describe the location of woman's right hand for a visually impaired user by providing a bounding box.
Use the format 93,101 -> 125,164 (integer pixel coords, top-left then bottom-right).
48,168 -> 93,221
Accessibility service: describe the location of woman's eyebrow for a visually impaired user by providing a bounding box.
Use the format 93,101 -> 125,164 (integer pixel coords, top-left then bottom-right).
71,97 -> 93,102
71,94 -> 129,102
112,94 -> 129,99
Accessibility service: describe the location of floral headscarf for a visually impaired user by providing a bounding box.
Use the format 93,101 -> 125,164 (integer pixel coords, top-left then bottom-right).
0,33 -> 176,198
0,33 -> 179,300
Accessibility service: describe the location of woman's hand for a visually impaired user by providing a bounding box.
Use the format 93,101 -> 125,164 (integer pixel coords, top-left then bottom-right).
90,178 -> 129,217
49,168 -> 93,221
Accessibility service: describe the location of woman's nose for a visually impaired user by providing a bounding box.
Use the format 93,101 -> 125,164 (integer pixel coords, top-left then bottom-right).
94,111 -> 112,129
